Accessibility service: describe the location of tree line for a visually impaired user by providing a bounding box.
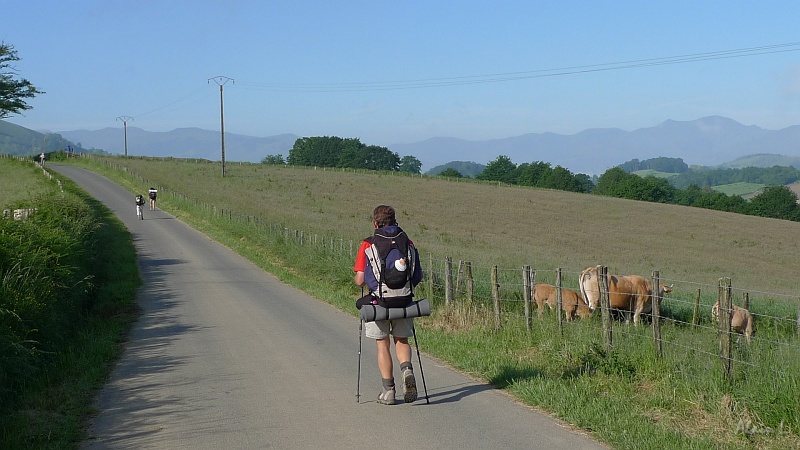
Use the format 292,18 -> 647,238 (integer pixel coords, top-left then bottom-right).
262,136 -> 422,173
594,167 -> 800,221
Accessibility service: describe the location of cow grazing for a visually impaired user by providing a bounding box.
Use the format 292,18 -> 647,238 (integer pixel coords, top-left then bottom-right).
578,267 -> 671,324
533,283 -> 591,321
711,301 -> 754,343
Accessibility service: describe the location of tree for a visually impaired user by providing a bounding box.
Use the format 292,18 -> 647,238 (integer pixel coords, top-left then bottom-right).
514,161 -> 551,187
438,168 -> 463,178
260,154 -> 285,165
540,166 -> 587,192
477,155 -> 517,183
748,185 -> 799,220
288,136 -> 355,167
398,155 -> 422,174
338,144 -> 400,171
1,43 -> 44,119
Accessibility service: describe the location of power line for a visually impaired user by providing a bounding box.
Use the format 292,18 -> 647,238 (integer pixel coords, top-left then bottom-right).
235,42 -> 800,93
132,86 -> 211,119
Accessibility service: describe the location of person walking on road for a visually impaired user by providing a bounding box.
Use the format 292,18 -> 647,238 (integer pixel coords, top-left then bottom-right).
353,205 -> 423,405
148,187 -> 158,210
135,194 -> 145,220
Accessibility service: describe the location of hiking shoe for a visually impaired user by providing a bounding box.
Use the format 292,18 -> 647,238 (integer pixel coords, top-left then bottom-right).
402,368 -> 418,403
377,388 -> 396,405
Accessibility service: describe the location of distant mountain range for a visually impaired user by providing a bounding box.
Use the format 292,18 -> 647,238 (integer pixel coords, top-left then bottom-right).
6,115 -> 800,175
390,116 -> 800,175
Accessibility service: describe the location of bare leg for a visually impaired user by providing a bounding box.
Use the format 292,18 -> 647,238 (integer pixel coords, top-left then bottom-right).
376,337 -> 393,379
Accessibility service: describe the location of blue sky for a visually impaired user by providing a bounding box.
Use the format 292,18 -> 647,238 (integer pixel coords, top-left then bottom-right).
3,1 -> 800,147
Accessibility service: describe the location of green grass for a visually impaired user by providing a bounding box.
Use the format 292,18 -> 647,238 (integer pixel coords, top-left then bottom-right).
0,156 -> 139,449
711,182 -> 765,197
0,156 -> 52,205
631,169 -> 680,179
52,155 -> 800,449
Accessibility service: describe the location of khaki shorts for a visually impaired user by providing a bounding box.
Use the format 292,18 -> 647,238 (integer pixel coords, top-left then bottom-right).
365,318 -> 413,339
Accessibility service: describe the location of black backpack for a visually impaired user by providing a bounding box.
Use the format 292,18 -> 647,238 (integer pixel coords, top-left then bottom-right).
365,227 -> 415,308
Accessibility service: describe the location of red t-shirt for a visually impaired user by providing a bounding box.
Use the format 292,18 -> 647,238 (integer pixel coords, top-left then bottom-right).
353,240 -> 371,273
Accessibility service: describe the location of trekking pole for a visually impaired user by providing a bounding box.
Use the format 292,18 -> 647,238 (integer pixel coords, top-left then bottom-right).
357,318 -> 363,403
356,286 -> 364,403
411,324 -> 430,404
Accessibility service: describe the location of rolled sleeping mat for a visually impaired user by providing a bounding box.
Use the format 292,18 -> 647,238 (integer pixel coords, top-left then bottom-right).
360,298 -> 431,323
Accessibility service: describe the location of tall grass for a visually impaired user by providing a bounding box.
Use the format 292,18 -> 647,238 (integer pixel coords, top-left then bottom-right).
0,156 -> 139,448
67,155 -> 800,449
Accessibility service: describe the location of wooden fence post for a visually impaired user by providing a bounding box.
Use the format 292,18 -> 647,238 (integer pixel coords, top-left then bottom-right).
455,260 -> 465,301
530,269 -> 537,322
465,262 -> 474,305
718,277 -> 733,381
523,265 -> 532,332
445,257 -> 454,306
651,271 -> 663,358
600,265 -> 612,349
428,253 -> 434,301
492,265 -> 501,329
556,268 -> 563,333
743,292 -> 749,310
692,289 -> 701,326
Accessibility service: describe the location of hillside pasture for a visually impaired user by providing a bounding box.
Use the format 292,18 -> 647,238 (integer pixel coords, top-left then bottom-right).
712,182 -> 765,197
71,155 -> 800,448
631,169 -> 679,179
89,156 -> 800,296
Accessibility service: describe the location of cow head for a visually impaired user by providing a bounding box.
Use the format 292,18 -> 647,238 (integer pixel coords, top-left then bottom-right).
660,284 -> 674,295
579,266 -> 601,311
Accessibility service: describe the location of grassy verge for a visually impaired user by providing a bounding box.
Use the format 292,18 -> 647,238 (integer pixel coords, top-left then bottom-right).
63,155 -> 800,449
0,156 -> 139,449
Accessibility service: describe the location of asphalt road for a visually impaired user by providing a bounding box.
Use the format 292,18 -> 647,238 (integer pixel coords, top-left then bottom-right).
52,165 -> 606,449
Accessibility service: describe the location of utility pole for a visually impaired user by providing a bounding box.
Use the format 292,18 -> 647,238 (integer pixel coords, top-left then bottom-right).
208,76 -> 234,177
116,116 -> 133,156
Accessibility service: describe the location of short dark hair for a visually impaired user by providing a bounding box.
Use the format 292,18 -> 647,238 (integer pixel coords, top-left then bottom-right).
372,205 -> 397,228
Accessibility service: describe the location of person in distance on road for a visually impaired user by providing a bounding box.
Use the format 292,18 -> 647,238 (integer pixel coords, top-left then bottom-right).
135,194 -> 145,220
148,187 -> 158,210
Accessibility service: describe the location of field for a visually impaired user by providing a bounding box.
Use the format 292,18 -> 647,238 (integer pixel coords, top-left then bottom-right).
712,182 -> 765,197
631,169 -> 680,179
0,155 -> 52,205
89,156 -> 800,295
69,155 -> 800,449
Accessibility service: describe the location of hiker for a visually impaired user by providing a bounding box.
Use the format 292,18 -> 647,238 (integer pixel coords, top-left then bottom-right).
353,205 -> 423,405
135,194 -> 145,220
148,188 -> 158,210
39,152 -> 45,166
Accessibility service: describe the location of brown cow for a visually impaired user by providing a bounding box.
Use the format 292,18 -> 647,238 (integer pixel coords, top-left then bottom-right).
578,267 -> 672,324
711,301 -> 754,343
533,283 -> 591,321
